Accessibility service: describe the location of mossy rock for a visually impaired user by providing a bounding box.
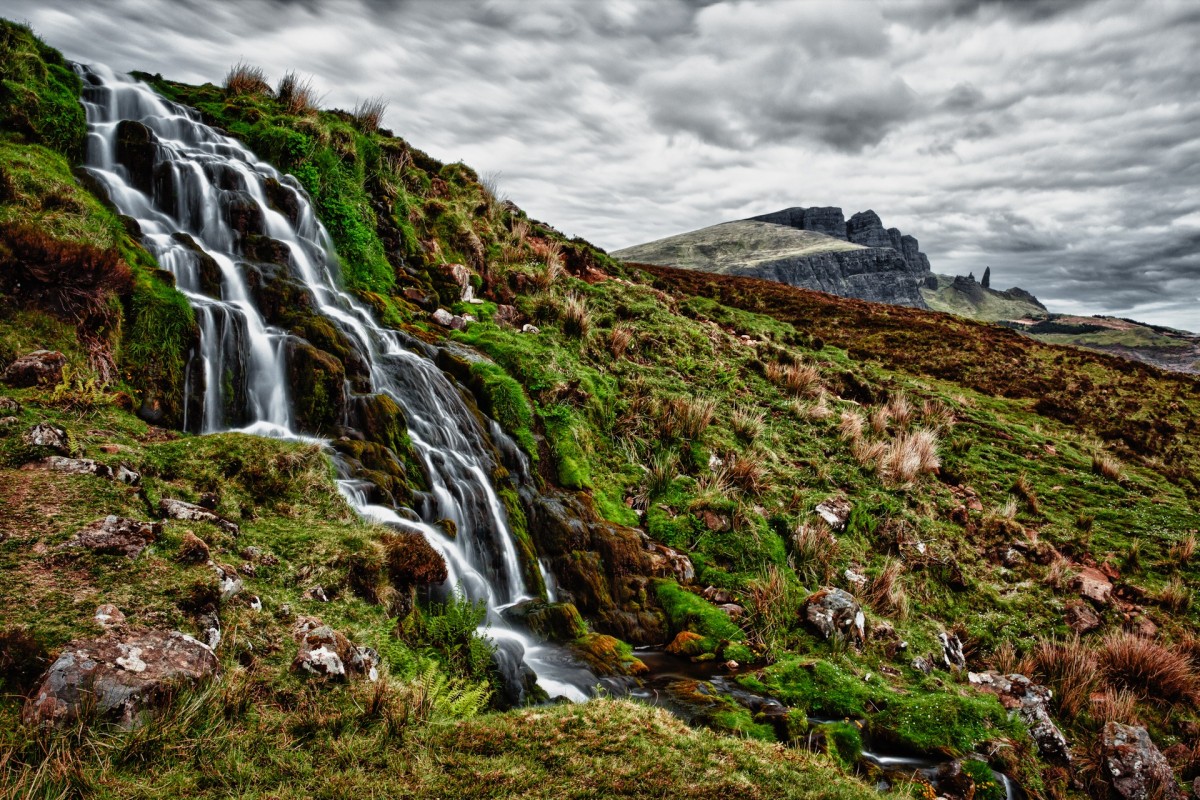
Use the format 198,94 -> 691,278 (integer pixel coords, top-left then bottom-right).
503,599 -> 587,642
286,339 -> 345,433
570,632 -> 646,676
348,393 -> 408,455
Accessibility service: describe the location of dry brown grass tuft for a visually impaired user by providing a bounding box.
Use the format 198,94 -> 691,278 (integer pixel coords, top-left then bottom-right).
607,324 -> 636,359
851,437 -> 888,470
921,398 -> 957,430
1030,637 -> 1100,720
1013,472 -> 1041,515
561,292 -> 592,338
869,405 -> 891,435
662,396 -> 718,440
276,71 -> 318,115
225,61 -> 270,96
1168,533 -> 1197,565
731,407 -> 766,442
1099,631 -> 1198,705
352,97 -> 389,132
804,392 -> 834,421
865,557 -> 908,619
1092,453 -> 1124,482
878,428 -> 940,485
839,410 -> 865,441
790,521 -> 838,586
765,361 -> 821,397
1156,576 -> 1192,613
989,640 -> 1023,675
887,391 -> 914,427
727,452 -> 770,495
1090,687 -> 1140,726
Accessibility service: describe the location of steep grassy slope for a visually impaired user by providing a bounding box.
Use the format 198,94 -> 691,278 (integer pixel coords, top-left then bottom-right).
4,19 -> 1200,800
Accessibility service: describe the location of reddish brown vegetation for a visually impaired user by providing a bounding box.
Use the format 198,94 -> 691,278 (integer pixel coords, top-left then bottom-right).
638,263 -> 1200,487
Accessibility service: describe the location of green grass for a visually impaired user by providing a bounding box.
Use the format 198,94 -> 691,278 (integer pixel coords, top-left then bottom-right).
0,20 -> 86,160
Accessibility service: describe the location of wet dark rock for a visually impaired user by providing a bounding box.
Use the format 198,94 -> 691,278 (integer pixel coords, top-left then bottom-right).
969,670 -> 1071,764
3,350 -> 67,387
221,190 -> 265,238
23,629 -> 218,728
934,760 -> 976,799
290,616 -> 379,681
262,176 -> 302,226
243,233 -> 292,268
114,120 -> 157,195
62,516 -> 160,559
1100,722 -> 1184,800
159,498 -> 240,536
503,600 -> 587,642
171,233 -> 223,297
802,588 -> 865,641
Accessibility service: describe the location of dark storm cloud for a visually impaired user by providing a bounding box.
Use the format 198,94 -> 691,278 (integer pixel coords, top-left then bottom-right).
4,0 -> 1199,329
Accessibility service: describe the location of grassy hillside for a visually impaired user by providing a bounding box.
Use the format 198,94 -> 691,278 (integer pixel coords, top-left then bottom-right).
612,219 -> 863,272
921,273 -> 1049,322
3,19 -> 1200,800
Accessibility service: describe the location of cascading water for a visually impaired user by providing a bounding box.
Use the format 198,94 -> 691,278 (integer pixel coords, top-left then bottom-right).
76,63 -> 596,702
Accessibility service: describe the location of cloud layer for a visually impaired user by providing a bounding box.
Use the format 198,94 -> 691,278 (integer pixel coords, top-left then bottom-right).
7,0 -> 1199,329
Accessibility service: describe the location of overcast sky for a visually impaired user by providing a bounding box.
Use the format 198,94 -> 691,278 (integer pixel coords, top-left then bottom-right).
6,0 -> 1199,330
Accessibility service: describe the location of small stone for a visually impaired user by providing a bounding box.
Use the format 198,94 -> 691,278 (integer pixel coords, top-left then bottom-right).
27,456 -> 113,479
176,532 -> 210,564
1065,600 -> 1102,634
939,631 -> 966,668
803,587 -> 865,641
290,616 -> 378,682
912,655 -> 934,674
95,604 -> 125,628
719,603 -> 746,619
303,586 -> 329,603
249,596 -> 262,612
723,660 -> 740,671
520,323 -> 540,334
815,497 -> 852,530
23,423 -> 71,455
1100,722 -> 1184,800
844,567 -> 868,592
431,308 -> 456,327
159,498 -> 239,536
210,563 -> 243,603
0,397 -> 20,414
1073,566 -> 1114,606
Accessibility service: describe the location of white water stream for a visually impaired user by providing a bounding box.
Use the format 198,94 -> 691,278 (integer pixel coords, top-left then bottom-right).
76,64 -> 594,702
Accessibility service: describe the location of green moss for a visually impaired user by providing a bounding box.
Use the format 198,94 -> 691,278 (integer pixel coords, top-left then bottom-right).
655,579 -> 744,656
739,658 -> 880,719
869,691 -> 1019,757
469,360 -> 536,457
120,256 -> 196,425
815,721 -> 863,768
0,21 -> 86,160
962,759 -> 1006,800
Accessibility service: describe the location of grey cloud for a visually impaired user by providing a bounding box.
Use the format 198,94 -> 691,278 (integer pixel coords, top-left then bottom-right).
4,0 -> 1199,329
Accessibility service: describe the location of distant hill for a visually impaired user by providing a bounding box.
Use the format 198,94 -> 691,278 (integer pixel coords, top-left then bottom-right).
921,272 -> 1048,322
1003,315 -> 1200,374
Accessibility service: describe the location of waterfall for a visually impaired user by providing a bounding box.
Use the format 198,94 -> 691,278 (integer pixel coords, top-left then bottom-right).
76,63 -> 596,703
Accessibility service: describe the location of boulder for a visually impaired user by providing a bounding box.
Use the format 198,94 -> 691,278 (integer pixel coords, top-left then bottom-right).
159,498 -> 240,536
815,496 -> 852,530
802,588 -> 864,641
176,531 -> 211,564
22,630 -> 218,728
290,616 -> 378,682
969,670 -> 1071,763
220,190 -> 265,238
62,516 -> 160,559
22,422 -> 70,454
1100,722 -> 1184,800
503,600 -> 587,642
25,456 -> 140,485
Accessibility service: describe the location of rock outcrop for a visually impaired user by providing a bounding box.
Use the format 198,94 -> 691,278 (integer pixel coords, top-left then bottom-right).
3,350 -> 67,387
23,630 -> 219,728
290,616 -> 379,682
614,205 -> 934,308
969,671 -> 1071,764
1100,722 -> 1185,800
802,587 -> 865,641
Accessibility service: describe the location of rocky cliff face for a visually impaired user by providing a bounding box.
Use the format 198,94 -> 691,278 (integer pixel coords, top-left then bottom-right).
616,205 -> 934,308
